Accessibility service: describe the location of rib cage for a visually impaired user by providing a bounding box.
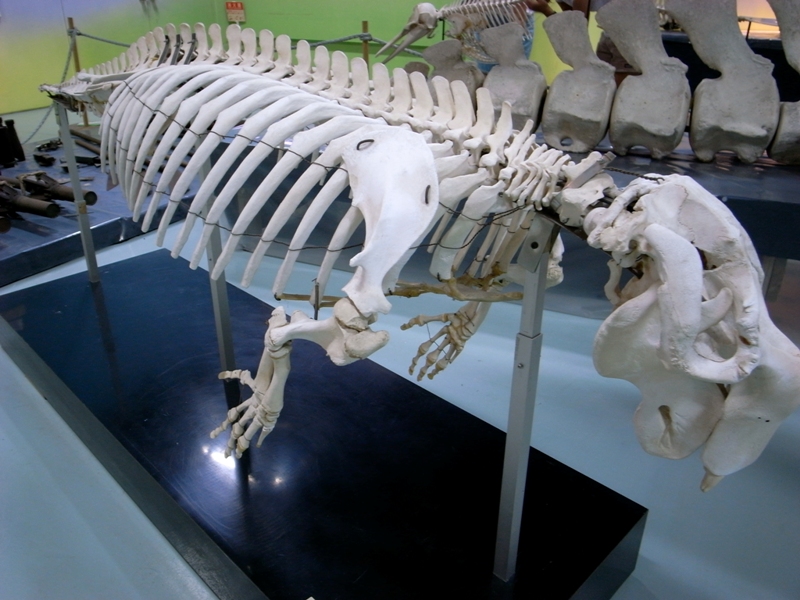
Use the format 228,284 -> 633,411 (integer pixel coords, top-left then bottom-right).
43,22 -> 583,310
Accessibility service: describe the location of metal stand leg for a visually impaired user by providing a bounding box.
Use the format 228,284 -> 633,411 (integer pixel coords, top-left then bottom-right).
493,217 -> 556,582
206,225 -> 236,372
197,159 -> 236,373
55,102 -> 100,283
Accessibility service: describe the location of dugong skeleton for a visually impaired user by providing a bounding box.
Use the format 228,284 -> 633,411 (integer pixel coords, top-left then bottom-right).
42,22 -> 800,490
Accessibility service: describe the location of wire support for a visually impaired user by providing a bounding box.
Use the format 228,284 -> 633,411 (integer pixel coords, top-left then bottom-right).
296,33 -> 424,58
70,28 -> 131,48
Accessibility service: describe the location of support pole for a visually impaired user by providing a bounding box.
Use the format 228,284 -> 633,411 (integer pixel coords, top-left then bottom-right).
362,21 -> 370,65
67,17 -> 90,127
198,160 -> 236,373
56,102 -> 100,283
493,217 -> 556,582
206,225 -> 237,372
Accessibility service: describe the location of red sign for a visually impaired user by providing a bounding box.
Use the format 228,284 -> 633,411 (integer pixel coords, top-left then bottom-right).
225,1 -> 246,23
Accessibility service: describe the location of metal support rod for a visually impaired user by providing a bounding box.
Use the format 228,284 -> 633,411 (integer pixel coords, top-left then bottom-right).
199,160 -> 236,372
493,218 -> 555,582
207,225 -> 237,372
56,102 -> 100,283
67,17 -> 90,127
362,21 -> 370,65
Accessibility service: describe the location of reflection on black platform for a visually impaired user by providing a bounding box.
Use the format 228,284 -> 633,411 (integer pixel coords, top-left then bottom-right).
0,251 -> 646,600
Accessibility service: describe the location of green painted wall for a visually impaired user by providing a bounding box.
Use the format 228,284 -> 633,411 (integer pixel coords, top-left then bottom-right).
0,0 -> 217,113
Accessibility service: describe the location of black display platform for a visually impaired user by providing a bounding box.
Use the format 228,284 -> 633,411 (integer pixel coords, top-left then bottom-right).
0,251 -> 646,600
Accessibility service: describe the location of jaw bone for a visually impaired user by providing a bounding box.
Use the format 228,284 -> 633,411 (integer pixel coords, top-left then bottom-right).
586,174 -> 800,489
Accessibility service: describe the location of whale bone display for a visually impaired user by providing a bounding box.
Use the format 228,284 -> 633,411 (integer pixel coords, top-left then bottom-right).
597,0 -> 691,159
540,10 -> 616,153
663,0 -> 780,163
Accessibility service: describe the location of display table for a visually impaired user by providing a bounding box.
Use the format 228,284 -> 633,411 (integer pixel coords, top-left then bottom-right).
0,250 -> 646,599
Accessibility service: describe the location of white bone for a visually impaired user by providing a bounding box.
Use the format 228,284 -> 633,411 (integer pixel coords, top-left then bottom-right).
343,57 -> 371,108
147,31 -> 160,64
104,69 -> 169,185
431,180 -> 508,280
179,23 -> 194,62
158,83 -> 305,242
480,101 -> 514,168
409,71 -> 434,122
444,81 -> 475,144
300,45 -> 331,93
242,29 -> 275,73
387,68 -> 412,120
49,22 -> 800,486
312,205 -> 365,304
192,23 -> 210,63
271,169 -> 351,297
463,87 -> 495,157
206,23 -> 228,63
321,51 -> 351,100
136,36 -> 150,67
163,91 -> 323,243
286,39 -> 313,84
377,2 -> 439,61
239,129 -> 379,285
128,68 -> 246,200
200,100 -> 361,272
221,24 -> 243,65
364,63 -> 392,114
239,28 -> 258,67
265,34 -> 293,79
119,66 -> 231,199
340,128 -> 439,315
175,114 -> 374,271
130,71 -> 256,219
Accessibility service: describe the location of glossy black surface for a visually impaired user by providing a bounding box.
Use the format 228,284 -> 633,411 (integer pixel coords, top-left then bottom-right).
0,251 -> 646,599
